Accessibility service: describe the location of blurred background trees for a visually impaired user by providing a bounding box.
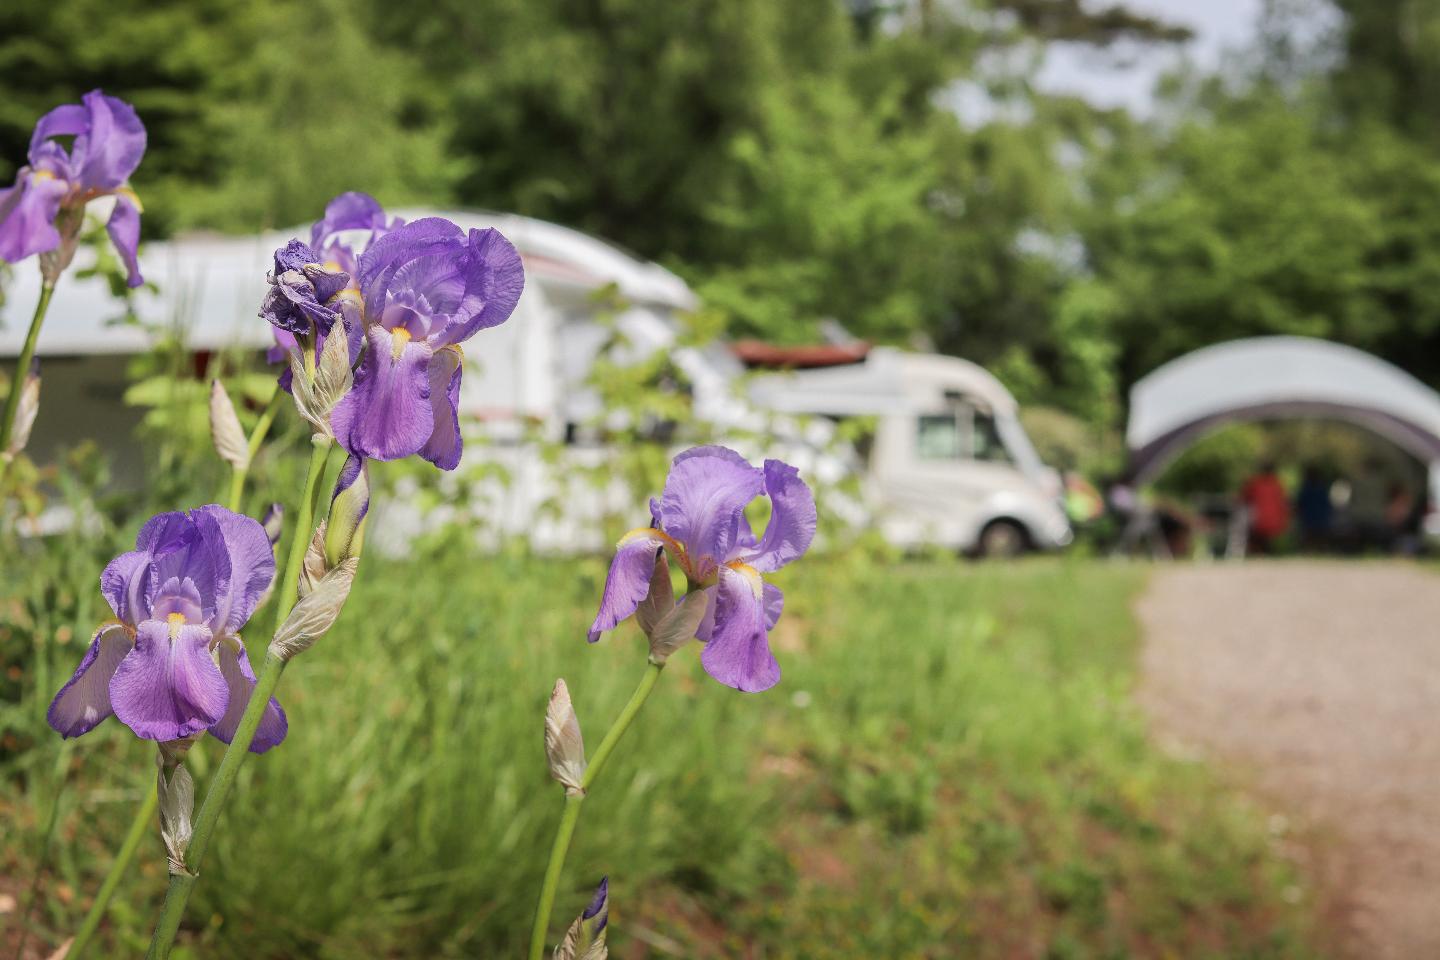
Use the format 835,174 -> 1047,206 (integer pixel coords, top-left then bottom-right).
2,0 -> 1436,423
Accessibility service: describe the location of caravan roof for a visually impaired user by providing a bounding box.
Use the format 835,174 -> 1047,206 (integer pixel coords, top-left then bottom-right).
0,208 -> 694,358
748,346 -> 1019,418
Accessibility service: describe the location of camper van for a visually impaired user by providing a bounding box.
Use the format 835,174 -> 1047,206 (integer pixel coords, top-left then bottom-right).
748,347 -> 1072,556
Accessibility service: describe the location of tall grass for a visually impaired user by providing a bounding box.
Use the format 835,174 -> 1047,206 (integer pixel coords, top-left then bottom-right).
2,535 -> 1319,958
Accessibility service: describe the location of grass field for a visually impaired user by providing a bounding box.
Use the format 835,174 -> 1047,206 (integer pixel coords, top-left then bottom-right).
2,541 -> 1320,958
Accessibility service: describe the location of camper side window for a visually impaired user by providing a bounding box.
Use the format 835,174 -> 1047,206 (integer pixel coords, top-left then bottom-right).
972,411 -> 1012,463
917,407 -> 1014,462
917,414 -> 963,460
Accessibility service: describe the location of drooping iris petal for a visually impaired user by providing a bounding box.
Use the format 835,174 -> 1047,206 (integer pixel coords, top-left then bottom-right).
70,90 -> 146,191
418,347 -> 463,470
659,446 -> 764,568
191,504 -> 275,635
330,326 -> 436,461
700,566 -> 780,693
109,620 -> 228,742
46,622 -> 133,738
105,192 -> 143,287
0,174 -> 67,263
744,459 -> 817,573
210,639 -> 288,753
587,531 -> 667,642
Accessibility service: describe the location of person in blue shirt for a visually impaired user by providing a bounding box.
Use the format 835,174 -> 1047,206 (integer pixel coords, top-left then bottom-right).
1295,464 -> 1333,551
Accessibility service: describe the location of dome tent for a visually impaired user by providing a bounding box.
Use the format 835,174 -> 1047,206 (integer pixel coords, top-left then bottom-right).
1126,337 -> 1440,490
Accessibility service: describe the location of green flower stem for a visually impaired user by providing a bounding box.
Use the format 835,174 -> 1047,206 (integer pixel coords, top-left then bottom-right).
66,785 -> 158,960
144,440 -> 331,960
225,381 -> 285,512
0,281 -> 54,456
527,660 -> 665,960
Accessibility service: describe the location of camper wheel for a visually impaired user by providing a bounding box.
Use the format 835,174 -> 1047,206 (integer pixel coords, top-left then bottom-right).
977,519 -> 1028,559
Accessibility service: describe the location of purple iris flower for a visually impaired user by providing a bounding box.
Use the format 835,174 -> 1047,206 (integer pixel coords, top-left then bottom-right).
328,217 -> 524,469
588,446 -> 817,693
0,89 -> 146,286
47,506 -> 287,751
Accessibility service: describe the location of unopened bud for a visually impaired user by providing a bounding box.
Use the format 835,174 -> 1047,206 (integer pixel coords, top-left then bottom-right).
554,877 -> 609,960
5,359 -> 40,459
545,679 -> 587,795
270,557 -> 358,661
156,736 -> 201,876
324,454 -> 370,566
208,379 -> 250,470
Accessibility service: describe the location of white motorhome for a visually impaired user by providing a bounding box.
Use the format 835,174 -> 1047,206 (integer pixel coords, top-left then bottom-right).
749,347 -> 1072,556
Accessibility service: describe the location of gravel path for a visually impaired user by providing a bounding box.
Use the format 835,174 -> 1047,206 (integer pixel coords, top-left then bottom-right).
1135,562 -> 1440,960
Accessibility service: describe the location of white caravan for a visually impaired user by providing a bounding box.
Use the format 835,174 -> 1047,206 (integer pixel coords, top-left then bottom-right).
749,347 -> 1072,556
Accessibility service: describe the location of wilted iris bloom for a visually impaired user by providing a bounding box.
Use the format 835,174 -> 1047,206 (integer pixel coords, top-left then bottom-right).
265,192 -> 401,390
329,217 -> 524,469
588,446 -> 816,693
47,506 -> 287,751
0,89 -> 146,286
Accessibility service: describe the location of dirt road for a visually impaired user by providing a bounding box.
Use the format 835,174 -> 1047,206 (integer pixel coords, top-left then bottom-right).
1135,562 -> 1440,959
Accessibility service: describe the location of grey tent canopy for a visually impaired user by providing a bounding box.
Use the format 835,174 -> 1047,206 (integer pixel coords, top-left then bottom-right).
1126,336 -> 1440,483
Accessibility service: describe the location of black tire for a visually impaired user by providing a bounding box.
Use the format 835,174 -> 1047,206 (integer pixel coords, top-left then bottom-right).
977,519 -> 1029,559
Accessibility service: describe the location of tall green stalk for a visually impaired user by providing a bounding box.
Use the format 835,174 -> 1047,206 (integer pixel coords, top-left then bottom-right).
144,440 -> 331,960
527,660 -> 665,960
0,281 -> 54,456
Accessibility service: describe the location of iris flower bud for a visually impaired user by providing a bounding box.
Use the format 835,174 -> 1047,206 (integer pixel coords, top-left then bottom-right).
3,359 -> 40,460
545,679 -> 587,796
156,736 -> 201,876
554,877 -> 609,960
208,379 -> 250,470
324,454 -> 370,567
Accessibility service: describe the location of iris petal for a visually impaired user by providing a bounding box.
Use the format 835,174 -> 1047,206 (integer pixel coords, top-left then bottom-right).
210,638 -> 288,752
419,346 -> 464,470
46,622 -> 133,738
109,620 -> 228,742
330,326 -> 436,461
587,532 -> 666,642
700,566 -> 780,693
658,446 -> 764,568
744,459 -> 817,573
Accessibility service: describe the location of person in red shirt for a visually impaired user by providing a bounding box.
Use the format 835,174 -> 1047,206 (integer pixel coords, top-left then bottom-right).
1241,462 -> 1290,555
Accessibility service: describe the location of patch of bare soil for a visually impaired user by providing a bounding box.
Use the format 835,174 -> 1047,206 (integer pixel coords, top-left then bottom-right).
1136,561 -> 1440,960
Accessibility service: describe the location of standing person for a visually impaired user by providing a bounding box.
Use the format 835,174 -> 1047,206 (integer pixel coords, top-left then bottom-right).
1295,464 -> 1333,552
1241,462 -> 1290,555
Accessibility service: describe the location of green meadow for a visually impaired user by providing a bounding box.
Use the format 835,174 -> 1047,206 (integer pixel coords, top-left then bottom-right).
2,542 -> 1319,958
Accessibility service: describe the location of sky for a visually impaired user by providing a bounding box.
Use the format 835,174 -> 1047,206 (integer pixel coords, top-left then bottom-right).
1034,0 -> 1263,111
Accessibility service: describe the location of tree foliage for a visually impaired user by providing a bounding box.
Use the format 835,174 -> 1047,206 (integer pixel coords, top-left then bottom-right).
4,0 -> 1439,424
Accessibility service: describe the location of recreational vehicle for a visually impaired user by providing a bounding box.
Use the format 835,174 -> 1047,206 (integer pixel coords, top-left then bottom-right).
748,347 -> 1072,556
